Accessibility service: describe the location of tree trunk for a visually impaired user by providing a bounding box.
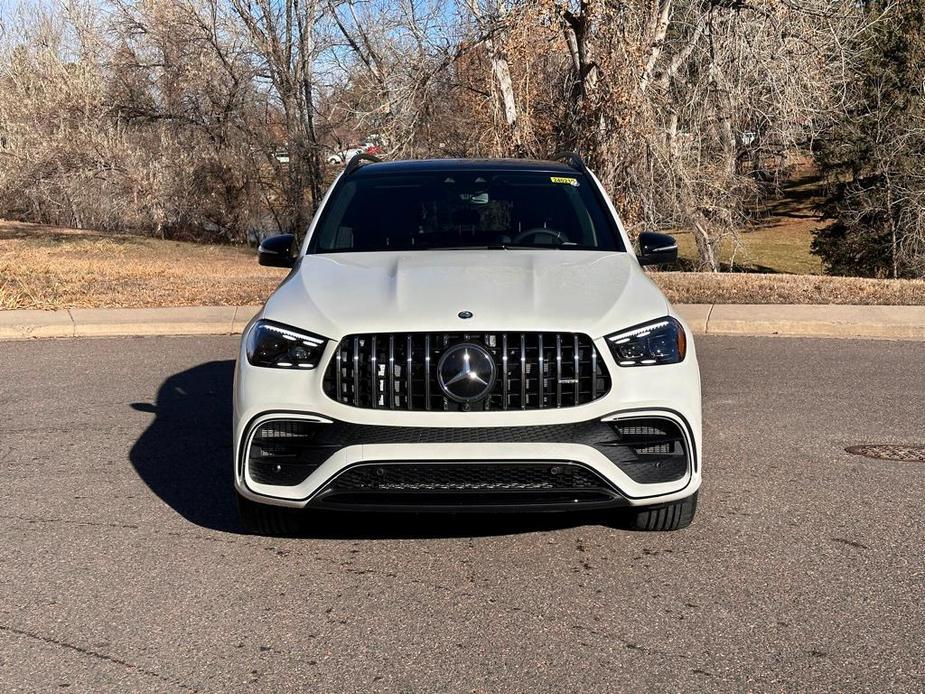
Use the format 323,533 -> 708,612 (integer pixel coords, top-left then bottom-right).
681,186 -> 719,272
489,47 -> 521,151
465,0 -> 522,154
640,0 -> 672,94
691,220 -> 719,272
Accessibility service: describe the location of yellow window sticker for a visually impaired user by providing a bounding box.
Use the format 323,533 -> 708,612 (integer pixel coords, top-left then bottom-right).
550,176 -> 579,186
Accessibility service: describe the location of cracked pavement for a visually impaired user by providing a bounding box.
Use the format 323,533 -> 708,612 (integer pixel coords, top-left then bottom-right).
0,335 -> 923,692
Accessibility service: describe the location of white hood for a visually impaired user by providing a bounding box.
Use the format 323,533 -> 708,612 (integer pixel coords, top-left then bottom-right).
263,250 -> 668,339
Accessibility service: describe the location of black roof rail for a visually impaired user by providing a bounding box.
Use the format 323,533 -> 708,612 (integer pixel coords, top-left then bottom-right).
344,152 -> 382,176
551,150 -> 587,173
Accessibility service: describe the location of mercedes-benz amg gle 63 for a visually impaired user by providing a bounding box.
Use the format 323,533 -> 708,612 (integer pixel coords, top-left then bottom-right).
234,155 -> 701,534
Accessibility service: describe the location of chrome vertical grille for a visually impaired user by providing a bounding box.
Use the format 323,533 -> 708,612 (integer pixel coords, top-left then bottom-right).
322,332 -> 611,412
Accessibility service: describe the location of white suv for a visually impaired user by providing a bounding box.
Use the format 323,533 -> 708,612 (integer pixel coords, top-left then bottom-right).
234,155 -> 701,534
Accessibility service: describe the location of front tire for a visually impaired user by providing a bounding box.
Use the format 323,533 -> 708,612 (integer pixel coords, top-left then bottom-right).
624,491 -> 698,531
236,492 -> 304,536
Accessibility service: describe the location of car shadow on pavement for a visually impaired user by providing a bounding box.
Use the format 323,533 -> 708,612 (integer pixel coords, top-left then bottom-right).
129,360 -> 240,533
129,360 -> 625,538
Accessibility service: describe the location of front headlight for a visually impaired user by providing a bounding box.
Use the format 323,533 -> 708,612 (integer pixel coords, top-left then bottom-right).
606,317 -> 686,366
246,320 -> 328,369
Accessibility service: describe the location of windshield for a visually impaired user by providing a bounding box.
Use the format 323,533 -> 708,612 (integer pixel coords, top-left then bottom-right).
308,170 -> 624,253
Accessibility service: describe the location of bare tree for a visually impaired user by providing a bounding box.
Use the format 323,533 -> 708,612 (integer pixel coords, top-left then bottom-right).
321,0 -> 462,156
225,0 -> 325,233
0,0 -> 883,269
536,0 -> 867,270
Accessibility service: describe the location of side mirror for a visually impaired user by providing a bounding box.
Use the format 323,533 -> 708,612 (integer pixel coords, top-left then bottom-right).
637,232 -> 678,267
258,234 -> 296,268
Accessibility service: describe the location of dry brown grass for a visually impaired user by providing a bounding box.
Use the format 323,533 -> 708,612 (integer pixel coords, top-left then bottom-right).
2,219 -> 923,309
0,220 -> 286,310
651,271 -> 925,305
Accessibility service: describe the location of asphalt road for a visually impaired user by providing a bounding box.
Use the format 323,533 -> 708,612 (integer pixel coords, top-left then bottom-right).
0,335 -> 923,693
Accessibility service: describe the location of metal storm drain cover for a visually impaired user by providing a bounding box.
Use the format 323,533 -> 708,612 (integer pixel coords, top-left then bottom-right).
845,445 -> 925,462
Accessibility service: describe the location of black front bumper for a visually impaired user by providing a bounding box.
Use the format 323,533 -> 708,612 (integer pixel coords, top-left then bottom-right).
241,413 -> 692,510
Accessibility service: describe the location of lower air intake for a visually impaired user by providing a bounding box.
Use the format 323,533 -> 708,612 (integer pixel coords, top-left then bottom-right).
332,462 -> 606,491
315,462 -> 621,509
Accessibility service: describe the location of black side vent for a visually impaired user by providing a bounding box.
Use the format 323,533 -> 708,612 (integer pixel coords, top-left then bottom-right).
602,418 -> 689,484
246,420 -> 335,486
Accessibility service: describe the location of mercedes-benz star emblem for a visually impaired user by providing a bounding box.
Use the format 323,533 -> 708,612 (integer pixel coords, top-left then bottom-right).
437,343 -> 496,403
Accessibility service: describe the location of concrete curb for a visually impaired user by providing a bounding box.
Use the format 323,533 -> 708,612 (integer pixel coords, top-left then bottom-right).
0,304 -> 923,340
0,306 -> 263,340
674,304 -> 925,340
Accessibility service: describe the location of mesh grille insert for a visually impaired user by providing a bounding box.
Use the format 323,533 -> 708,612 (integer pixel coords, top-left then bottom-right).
329,463 -> 613,492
